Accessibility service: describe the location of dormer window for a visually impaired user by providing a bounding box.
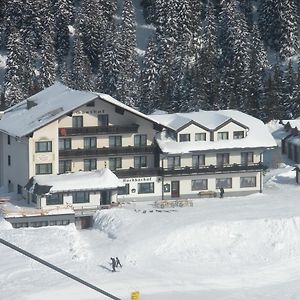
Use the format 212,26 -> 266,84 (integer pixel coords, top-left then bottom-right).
233,131 -> 245,139
179,133 -> 190,142
217,132 -> 229,140
195,133 -> 206,141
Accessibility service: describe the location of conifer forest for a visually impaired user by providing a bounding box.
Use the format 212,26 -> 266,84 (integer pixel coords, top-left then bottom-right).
0,0 -> 300,122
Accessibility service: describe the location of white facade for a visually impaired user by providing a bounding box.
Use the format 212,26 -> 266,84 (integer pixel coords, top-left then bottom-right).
0,84 -> 277,208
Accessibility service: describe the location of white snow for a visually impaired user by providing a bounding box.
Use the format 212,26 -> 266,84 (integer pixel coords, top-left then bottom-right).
0,83 -> 165,138
2,166 -> 300,299
30,169 -> 124,194
153,110 -> 277,154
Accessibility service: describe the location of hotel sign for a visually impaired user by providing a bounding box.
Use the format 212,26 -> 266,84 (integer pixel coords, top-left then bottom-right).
123,177 -> 152,183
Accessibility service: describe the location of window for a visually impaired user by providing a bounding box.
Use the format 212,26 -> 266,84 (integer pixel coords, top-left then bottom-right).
167,156 -> 181,169
233,131 -> 245,139
240,176 -> 256,188
134,134 -> 147,147
84,137 -> 97,149
191,179 -> 208,191
73,191 -> 90,203
59,138 -> 71,150
192,155 -> 205,168
109,157 -> 122,170
216,153 -> 229,166
118,184 -> 130,195
84,159 -> 97,171
35,141 -> 52,152
36,163 -> 52,175
217,132 -> 229,140
179,134 -> 190,142
72,116 -> 83,128
109,136 -> 122,147
59,160 -> 72,173
98,114 -> 109,126
8,155 -> 11,166
46,193 -> 63,205
86,101 -> 95,107
241,152 -> 254,165
216,178 -> 232,189
138,182 -> 154,194
195,133 -> 206,141
7,135 -> 10,145
134,156 -> 147,168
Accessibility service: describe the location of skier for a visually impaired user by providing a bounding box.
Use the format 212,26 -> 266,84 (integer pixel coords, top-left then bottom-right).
110,257 -> 116,272
116,257 -> 122,268
219,187 -> 224,198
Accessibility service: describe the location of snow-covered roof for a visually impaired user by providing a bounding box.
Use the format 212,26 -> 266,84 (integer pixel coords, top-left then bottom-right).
26,169 -> 124,195
151,111 -> 232,131
0,82 -> 163,138
281,119 -> 300,130
154,110 -> 277,154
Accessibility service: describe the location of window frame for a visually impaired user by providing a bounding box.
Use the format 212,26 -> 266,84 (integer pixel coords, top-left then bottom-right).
35,141 -> 52,153
84,137 -> 97,149
195,133 -> 206,141
240,176 -> 256,188
98,114 -> 109,126
179,133 -> 191,142
233,131 -> 245,139
8,155 -> 11,166
72,116 -> 83,128
138,182 -> 154,194
217,132 -> 229,140
192,154 -> 205,168
109,157 -> 122,170
241,152 -> 254,165
36,163 -> 52,175
46,193 -> 64,205
216,153 -> 230,166
109,136 -> 122,148
117,184 -> 130,195
134,134 -> 147,147
167,156 -> 181,169
191,179 -> 208,191
73,191 -> 90,204
216,178 -> 232,189
59,160 -> 72,174
84,159 -> 97,171
59,138 -> 71,150
134,156 -> 147,169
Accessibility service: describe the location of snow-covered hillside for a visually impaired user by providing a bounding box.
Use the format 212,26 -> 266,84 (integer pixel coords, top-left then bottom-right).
2,166 -> 300,300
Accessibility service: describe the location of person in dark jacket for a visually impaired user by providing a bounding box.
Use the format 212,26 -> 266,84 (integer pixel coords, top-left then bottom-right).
111,257 -> 116,272
220,187 -> 224,198
116,257 -> 122,268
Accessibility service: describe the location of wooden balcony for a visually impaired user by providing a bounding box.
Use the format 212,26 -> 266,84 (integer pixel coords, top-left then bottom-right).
59,124 -> 139,136
163,163 -> 266,176
59,145 -> 157,158
113,163 -> 266,178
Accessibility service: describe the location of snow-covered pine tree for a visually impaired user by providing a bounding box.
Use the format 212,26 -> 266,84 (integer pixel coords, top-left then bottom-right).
70,33 -> 93,91
116,0 -> 140,106
283,60 -> 297,118
4,30 -> 28,106
39,6 -> 57,89
52,0 -> 73,61
139,37 -> 160,114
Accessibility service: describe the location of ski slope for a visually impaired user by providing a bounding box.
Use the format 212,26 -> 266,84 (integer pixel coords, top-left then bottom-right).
2,166 -> 300,299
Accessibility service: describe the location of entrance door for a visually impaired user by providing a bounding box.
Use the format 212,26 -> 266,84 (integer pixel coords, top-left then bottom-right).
101,191 -> 111,205
171,181 -> 180,198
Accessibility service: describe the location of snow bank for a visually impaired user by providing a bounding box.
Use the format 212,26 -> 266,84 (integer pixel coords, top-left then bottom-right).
0,216 -> 12,230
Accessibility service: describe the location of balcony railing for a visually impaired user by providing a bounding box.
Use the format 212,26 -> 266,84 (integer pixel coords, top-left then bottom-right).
59,124 -> 139,136
113,163 -> 266,178
163,163 -> 266,176
59,145 -> 157,158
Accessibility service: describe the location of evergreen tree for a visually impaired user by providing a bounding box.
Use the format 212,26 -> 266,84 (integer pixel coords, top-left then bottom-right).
70,34 -> 93,91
